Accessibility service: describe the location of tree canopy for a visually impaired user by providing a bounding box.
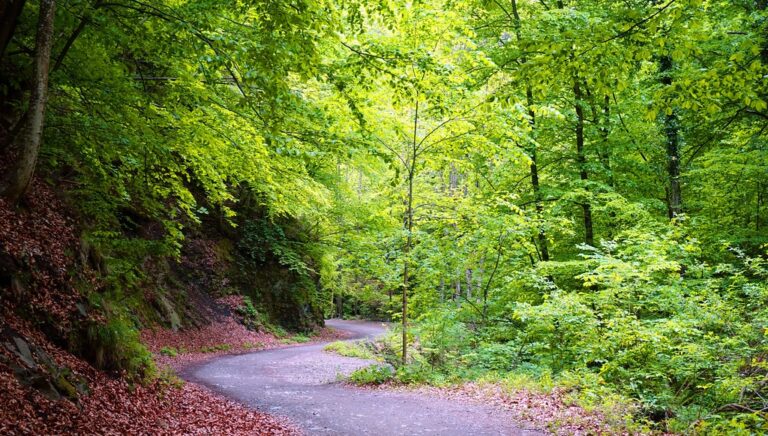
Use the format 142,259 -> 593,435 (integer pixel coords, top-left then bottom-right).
2,0 -> 768,432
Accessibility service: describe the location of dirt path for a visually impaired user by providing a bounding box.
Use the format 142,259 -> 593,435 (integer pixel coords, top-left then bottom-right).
184,320 -> 543,435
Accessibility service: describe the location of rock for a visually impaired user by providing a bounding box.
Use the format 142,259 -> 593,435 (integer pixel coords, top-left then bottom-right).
158,294 -> 182,331
12,336 -> 36,369
26,372 -> 62,401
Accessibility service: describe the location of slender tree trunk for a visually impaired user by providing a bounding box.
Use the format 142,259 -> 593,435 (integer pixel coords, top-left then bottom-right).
401,97 -> 419,366
660,55 -> 682,219
573,80 -> 594,246
596,95 -> 617,238
759,1 -> 768,63
1,0 -> 56,204
511,0 -> 549,261
0,0 -> 26,60
449,163 -> 458,193
757,181 -> 762,232
523,75 -> 547,258
465,268 -> 472,300
402,169 -> 413,364
454,278 -> 461,306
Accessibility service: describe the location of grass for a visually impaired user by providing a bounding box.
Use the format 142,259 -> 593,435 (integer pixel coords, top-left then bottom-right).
323,340 -> 378,360
199,344 -> 232,353
241,341 -> 264,350
279,334 -> 311,345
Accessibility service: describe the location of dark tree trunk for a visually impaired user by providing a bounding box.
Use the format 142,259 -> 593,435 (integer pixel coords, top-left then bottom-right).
0,0 -> 26,60
660,55 -> 682,219
573,80 -> 594,246
0,0 -> 56,204
511,0 -> 549,261
528,88 -> 550,261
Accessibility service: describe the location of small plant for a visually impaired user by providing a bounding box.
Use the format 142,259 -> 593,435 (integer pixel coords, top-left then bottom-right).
236,296 -> 263,330
349,364 -> 394,385
269,325 -> 289,338
292,334 -> 310,343
279,334 -> 311,345
199,344 -> 231,353
156,367 -> 184,390
324,341 -> 377,360
242,341 -> 264,350
159,346 -> 178,357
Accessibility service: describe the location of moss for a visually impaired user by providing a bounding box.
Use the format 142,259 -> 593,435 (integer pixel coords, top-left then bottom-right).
54,373 -> 79,400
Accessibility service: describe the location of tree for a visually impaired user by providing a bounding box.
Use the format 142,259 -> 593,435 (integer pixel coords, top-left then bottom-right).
0,0 -> 55,203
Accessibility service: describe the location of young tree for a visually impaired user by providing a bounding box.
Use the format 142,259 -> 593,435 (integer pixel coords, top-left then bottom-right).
1,0 -> 56,203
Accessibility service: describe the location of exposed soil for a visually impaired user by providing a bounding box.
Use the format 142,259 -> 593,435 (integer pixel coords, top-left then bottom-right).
184,320 -> 544,435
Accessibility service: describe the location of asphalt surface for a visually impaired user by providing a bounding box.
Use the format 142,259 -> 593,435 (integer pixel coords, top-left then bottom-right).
184,319 -> 543,435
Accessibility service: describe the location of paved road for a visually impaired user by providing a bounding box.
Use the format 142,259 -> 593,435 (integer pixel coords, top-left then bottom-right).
184,319 -> 543,435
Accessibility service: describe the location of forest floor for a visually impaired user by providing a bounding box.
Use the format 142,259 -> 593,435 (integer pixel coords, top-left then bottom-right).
184,320 -> 545,435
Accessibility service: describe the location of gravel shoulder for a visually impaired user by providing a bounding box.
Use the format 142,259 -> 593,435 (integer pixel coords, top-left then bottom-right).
183,319 -> 544,435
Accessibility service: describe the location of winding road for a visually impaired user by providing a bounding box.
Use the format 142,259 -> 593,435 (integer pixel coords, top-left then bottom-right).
184,320 -> 542,435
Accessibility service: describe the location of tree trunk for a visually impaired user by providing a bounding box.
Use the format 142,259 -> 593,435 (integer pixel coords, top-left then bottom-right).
0,0 -> 55,204
449,163 -> 458,193
573,80 -> 594,246
454,278 -> 461,305
0,0 -> 26,60
402,168 -> 412,365
511,0 -> 549,261
660,55 -> 682,219
401,96 -> 419,366
465,268 -> 472,300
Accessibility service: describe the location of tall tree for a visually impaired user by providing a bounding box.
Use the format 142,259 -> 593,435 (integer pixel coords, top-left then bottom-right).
0,0 -> 56,203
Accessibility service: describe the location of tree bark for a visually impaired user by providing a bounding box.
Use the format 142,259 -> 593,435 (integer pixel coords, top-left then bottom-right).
465,268 -> 472,300
573,80 -> 594,246
401,96 -> 419,366
660,55 -> 682,219
0,0 -> 56,204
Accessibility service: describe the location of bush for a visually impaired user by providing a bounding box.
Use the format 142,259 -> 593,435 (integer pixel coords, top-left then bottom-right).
159,346 -> 178,357
84,317 -> 154,379
349,364 -> 394,385
236,296 -> 263,330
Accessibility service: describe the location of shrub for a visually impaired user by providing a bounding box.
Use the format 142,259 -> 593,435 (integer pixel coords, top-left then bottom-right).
349,364 -> 394,385
159,346 -> 178,357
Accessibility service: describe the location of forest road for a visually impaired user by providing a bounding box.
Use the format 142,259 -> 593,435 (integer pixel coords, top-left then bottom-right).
184,319 -> 543,435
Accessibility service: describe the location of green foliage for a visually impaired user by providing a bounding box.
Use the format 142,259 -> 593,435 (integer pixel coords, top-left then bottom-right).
292,334 -> 311,343
235,296 -> 264,331
324,341 -> 377,360
159,347 -> 178,357
84,317 -> 154,378
348,364 -> 394,385
279,334 -> 311,345
241,341 -> 264,350
3,0 -> 768,431
199,344 -> 232,353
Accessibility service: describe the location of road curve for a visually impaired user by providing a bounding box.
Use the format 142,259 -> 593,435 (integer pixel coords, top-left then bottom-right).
184,319 -> 543,435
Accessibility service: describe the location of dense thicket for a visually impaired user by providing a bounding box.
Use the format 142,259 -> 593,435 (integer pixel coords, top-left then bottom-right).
1,0 -> 767,433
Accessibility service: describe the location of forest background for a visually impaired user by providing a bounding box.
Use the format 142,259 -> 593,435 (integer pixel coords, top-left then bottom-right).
1,0 -> 767,433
